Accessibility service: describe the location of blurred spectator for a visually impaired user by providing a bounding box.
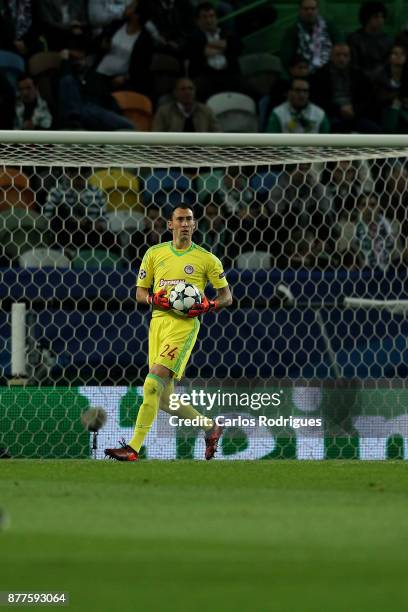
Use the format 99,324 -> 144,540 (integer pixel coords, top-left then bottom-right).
280,0 -> 342,75
37,0 -> 88,50
354,193 -> 403,270
379,161 -> 408,231
382,90 -> 408,133
95,0 -> 154,95
266,77 -> 330,133
371,45 -> 408,117
152,77 -> 219,132
334,192 -> 404,271
285,216 -> 336,269
88,0 -> 129,30
310,43 -> 380,133
196,197 -> 232,262
215,167 -> 254,214
127,204 -> 169,263
288,55 -> 311,79
258,63 -> 288,132
44,168 -> 107,221
267,163 -> 330,225
143,0 -> 195,57
14,74 -> 53,130
0,0 -> 42,56
58,43 -> 134,130
43,167 -> 121,261
395,24 -> 408,51
186,2 -> 242,100
229,200 -> 275,264
259,55 -> 310,132
0,71 -> 16,129
323,160 -> 372,214
348,1 -> 392,81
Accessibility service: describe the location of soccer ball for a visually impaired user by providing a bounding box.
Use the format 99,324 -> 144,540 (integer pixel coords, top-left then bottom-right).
169,282 -> 201,315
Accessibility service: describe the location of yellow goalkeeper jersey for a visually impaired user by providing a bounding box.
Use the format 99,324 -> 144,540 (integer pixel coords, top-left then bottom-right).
137,241 -> 228,319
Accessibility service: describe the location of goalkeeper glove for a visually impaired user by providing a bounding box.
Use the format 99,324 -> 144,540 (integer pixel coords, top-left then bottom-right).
148,289 -> 170,309
187,295 -> 218,317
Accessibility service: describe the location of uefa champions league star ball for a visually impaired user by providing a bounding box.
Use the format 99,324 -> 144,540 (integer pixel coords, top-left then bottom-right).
169,282 -> 201,315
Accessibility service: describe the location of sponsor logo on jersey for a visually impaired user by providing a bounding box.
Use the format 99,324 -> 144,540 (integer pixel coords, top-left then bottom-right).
219,272 -> 226,279
184,265 -> 194,274
139,269 -> 147,279
159,278 -> 185,287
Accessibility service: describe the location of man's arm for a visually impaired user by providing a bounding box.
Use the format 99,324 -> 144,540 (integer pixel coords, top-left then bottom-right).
136,285 -> 170,309
187,285 -> 232,317
215,285 -> 233,309
136,286 -> 150,305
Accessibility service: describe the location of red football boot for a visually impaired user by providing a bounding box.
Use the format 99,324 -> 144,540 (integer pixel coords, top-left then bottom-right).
204,424 -> 223,460
105,439 -> 139,461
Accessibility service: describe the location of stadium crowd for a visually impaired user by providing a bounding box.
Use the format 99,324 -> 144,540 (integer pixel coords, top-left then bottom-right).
0,0 -> 408,273
1,0 -> 407,133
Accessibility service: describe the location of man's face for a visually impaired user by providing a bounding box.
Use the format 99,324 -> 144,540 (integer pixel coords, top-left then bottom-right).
168,208 -> 195,241
289,59 -> 310,78
366,12 -> 385,32
331,44 -> 351,69
124,0 -> 139,20
197,8 -> 218,33
299,0 -> 318,25
18,78 -> 37,104
288,79 -> 310,110
390,46 -> 406,67
175,79 -> 195,106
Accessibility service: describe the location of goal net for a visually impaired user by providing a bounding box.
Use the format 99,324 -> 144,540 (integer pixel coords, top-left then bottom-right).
1,131 -> 408,461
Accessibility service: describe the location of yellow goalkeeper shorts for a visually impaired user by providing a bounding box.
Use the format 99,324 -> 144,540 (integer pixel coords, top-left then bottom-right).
148,315 -> 200,379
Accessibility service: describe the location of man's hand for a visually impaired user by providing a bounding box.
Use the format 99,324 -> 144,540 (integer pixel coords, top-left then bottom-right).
148,289 -> 170,309
187,295 -> 218,317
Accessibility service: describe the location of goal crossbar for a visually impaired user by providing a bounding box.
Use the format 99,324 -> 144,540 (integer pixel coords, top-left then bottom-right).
0,131 -> 408,168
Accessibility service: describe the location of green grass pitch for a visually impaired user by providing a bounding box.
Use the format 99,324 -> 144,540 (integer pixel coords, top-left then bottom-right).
1,460 -> 408,612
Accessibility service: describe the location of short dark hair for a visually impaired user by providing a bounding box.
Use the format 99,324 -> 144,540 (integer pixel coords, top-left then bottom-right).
17,73 -> 33,84
359,1 -> 387,26
167,204 -> 195,220
196,2 -> 216,18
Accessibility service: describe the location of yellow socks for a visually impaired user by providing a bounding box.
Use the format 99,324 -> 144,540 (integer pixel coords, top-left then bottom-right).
129,374 -> 166,452
159,380 -> 214,432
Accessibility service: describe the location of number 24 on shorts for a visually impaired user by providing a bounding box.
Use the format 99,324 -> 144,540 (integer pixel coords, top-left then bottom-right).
159,344 -> 178,360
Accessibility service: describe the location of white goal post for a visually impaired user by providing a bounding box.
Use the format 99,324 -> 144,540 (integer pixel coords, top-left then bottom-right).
1,131 -> 408,460
0,130 -> 407,167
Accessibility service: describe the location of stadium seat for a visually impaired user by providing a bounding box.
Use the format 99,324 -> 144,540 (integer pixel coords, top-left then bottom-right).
142,169 -> 191,206
28,51 -> 61,111
239,53 -> 283,97
89,168 -> 143,212
28,51 -> 61,76
0,50 -> 25,88
236,251 -> 271,269
0,168 -> 34,211
19,248 -> 70,269
111,91 -> 153,131
206,92 -> 258,132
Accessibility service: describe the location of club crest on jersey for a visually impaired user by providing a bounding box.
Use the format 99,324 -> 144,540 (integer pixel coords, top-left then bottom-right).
184,265 -> 194,274
139,269 -> 146,279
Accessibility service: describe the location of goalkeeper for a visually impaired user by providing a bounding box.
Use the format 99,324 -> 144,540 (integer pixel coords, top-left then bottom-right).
105,205 -> 232,461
